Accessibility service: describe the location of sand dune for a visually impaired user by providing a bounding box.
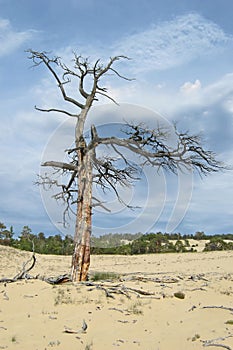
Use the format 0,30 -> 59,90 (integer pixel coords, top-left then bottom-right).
0,246 -> 233,349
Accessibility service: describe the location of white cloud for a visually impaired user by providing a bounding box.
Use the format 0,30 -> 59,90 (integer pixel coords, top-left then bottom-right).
114,13 -> 232,73
224,98 -> 233,113
56,13 -> 232,78
0,18 -> 35,57
108,72 -> 233,118
177,73 -> 233,113
180,79 -> 201,94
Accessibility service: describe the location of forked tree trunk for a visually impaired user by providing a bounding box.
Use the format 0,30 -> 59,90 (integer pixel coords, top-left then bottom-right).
71,143 -> 93,282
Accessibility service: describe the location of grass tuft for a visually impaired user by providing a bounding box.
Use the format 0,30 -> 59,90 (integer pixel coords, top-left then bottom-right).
90,271 -> 120,282
191,334 -> 200,341
11,335 -> 17,343
226,320 -> 233,325
85,342 -> 93,349
128,300 -> 143,315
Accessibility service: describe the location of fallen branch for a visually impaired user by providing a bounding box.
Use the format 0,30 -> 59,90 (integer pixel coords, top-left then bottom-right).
203,344 -> 232,350
189,274 -> 208,282
125,286 -> 156,296
108,307 -> 124,313
189,287 -> 207,292
121,275 -> 179,283
0,252 -> 37,284
14,253 -> 36,280
202,335 -> 233,350
64,320 -> 87,334
82,281 -> 155,298
202,306 -> 233,313
64,327 -> 79,334
96,285 -> 116,298
43,274 -> 71,285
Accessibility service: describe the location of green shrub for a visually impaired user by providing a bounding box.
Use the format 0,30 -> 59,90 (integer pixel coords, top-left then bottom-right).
203,237 -> 232,251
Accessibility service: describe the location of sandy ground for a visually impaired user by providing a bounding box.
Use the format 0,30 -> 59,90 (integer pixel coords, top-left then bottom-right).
0,245 -> 233,350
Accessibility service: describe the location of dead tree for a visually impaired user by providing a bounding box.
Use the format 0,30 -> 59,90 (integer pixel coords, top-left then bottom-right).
27,50 -> 223,282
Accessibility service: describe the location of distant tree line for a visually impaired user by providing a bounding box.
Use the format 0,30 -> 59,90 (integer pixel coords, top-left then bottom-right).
0,222 -> 233,255
0,223 -> 74,255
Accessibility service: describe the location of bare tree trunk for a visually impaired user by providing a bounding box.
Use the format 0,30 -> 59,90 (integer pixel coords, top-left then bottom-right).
71,144 -> 93,282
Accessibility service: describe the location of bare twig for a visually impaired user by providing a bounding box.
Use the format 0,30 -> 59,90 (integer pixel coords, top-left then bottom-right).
35,106 -> 79,118
202,306 -> 233,313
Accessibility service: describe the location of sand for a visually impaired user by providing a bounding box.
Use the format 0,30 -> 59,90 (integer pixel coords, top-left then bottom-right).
0,245 -> 233,350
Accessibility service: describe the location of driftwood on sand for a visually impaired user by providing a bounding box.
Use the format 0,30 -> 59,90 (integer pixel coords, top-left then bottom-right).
202,335 -> 233,349
0,252 -> 37,283
0,250 -> 195,303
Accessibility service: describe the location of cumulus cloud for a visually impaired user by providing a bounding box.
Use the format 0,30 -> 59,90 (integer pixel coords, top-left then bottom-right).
176,73 -> 233,114
180,79 -> 201,94
0,18 -> 35,56
114,13 -> 232,73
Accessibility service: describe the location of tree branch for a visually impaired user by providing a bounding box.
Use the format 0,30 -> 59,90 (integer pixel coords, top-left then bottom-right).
35,106 -> 79,118
27,50 -> 85,109
94,123 -> 224,175
92,153 -> 139,209
92,196 -> 111,212
95,90 -> 119,105
42,161 -> 78,171
35,168 -> 78,227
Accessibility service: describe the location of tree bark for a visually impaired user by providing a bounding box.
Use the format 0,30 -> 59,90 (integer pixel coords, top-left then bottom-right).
71,143 -> 93,282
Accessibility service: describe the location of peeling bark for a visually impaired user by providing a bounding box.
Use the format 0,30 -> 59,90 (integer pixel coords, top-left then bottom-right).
71,138 -> 93,281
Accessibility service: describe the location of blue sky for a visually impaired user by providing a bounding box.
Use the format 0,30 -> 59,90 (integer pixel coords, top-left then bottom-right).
1,0 -> 233,237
